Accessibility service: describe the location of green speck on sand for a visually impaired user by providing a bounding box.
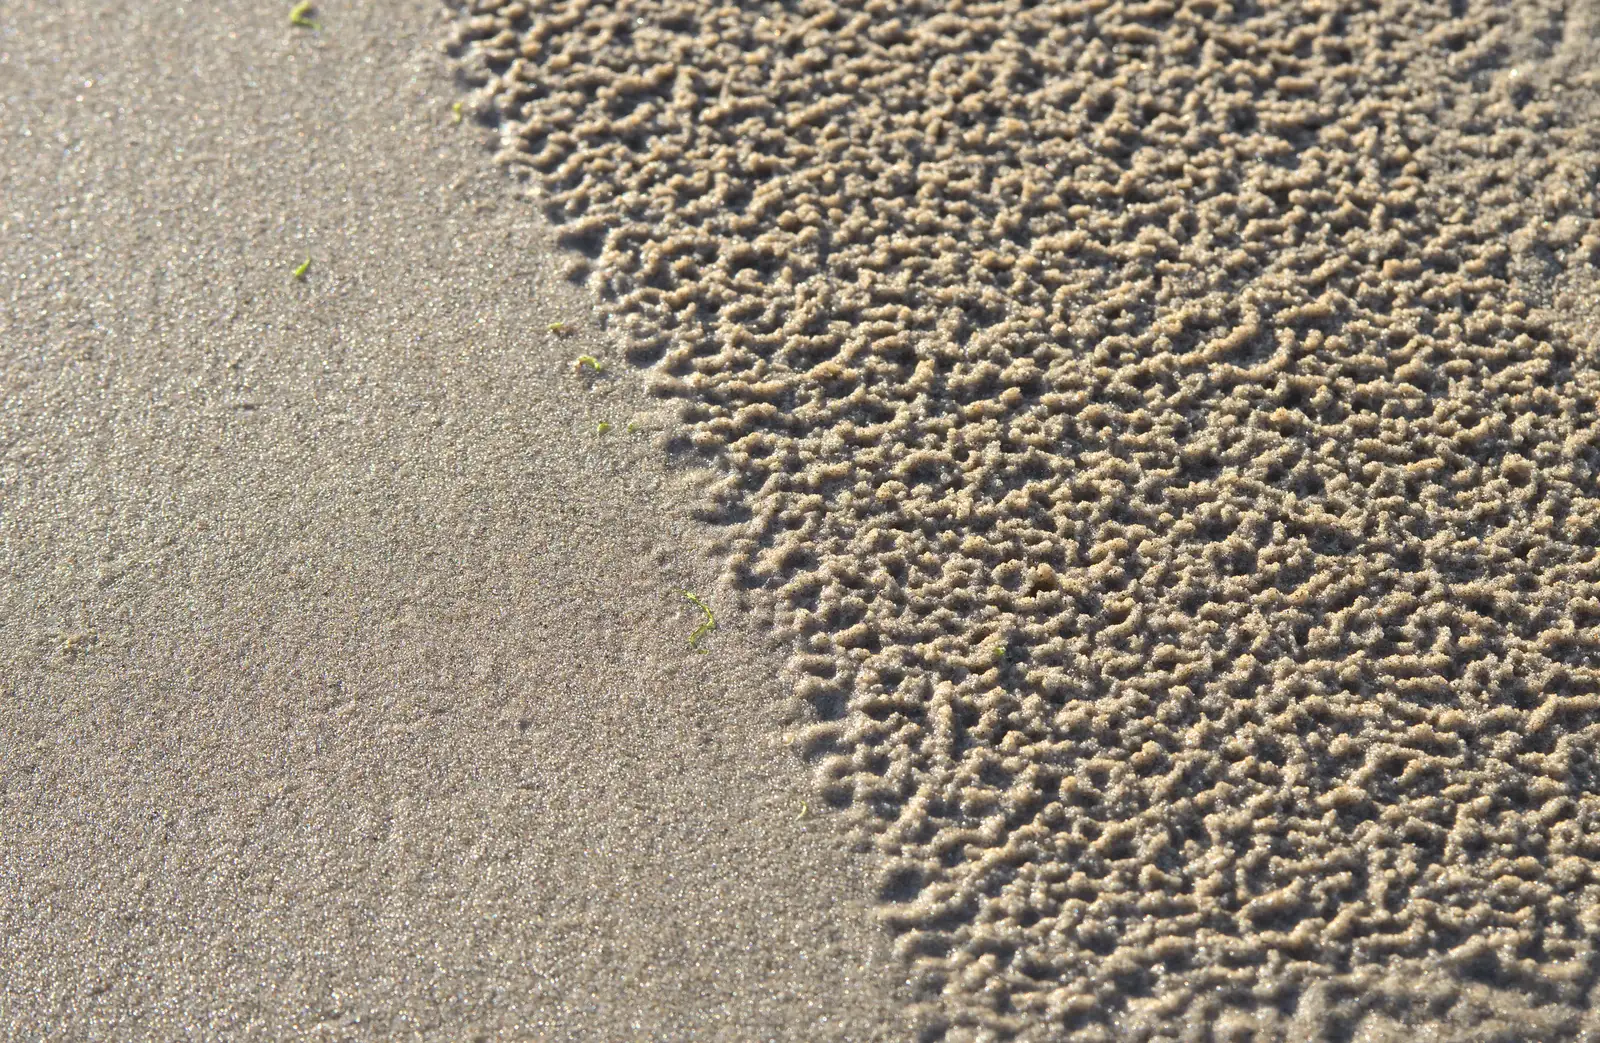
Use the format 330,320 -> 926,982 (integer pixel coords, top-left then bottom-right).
289,1 -> 319,28
596,421 -> 612,435
291,256 -> 311,280
683,590 -> 716,653
574,354 -> 603,373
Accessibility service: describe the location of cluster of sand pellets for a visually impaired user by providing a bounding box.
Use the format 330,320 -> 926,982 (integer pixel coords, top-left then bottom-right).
446,0 -> 1600,1038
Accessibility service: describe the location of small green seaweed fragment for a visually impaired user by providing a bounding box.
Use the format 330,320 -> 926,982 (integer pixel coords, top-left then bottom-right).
596,421 -> 612,435
574,354 -> 603,373
549,321 -> 568,334
291,256 -> 311,281
289,1 -> 319,28
992,643 -> 1006,662
451,101 -> 464,123
682,590 -> 716,653
625,419 -> 638,434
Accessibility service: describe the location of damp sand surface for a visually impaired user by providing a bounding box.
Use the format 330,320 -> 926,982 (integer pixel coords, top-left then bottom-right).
9,0 -> 1600,1040
0,2 -> 918,1040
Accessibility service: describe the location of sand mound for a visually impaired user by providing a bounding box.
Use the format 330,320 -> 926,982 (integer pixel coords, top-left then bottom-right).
447,0 -> 1600,1038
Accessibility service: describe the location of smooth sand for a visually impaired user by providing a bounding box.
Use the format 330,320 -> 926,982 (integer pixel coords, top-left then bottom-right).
0,2 -> 917,1039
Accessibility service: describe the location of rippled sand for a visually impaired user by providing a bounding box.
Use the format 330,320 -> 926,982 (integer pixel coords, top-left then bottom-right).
448,0 -> 1600,1038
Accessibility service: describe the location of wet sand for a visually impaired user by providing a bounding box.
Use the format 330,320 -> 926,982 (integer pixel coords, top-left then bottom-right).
0,2 -> 915,1039
7,0 -> 1600,1040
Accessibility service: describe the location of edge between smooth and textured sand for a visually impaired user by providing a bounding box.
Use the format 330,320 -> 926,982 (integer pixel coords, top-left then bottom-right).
0,2 -> 919,1039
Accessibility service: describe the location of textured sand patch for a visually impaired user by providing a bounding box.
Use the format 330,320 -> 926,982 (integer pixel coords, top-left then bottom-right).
446,0 -> 1600,1038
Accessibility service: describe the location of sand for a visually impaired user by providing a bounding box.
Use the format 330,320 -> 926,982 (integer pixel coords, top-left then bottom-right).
445,0 -> 1600,1039
9,0 -> 1600,1040
0,2 -> 917,1040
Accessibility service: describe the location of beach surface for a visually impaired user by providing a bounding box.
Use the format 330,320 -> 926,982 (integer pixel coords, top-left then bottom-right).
0,2 -> 916,1039
444,0 -> 1600,1038
9,0 -> 1600,1040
